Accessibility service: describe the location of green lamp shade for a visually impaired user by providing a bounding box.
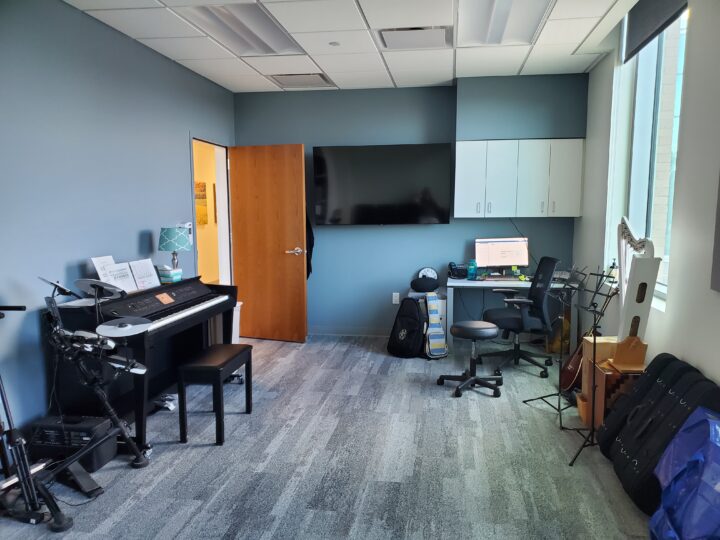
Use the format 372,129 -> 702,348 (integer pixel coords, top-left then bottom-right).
158,227 -> 191,253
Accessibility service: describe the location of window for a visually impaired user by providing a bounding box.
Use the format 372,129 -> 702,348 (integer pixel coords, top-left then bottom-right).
626,11 -> 688,296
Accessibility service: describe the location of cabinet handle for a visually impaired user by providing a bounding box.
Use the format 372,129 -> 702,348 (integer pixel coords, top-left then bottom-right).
476,202 -> 482,214
540,201 -> 545,214
552,201 -> 556,213
487,201 -> 492,214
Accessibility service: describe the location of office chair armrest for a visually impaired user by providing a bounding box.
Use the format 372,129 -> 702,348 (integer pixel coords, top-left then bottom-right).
504,298 -> 533,329
493,288 -> 519,298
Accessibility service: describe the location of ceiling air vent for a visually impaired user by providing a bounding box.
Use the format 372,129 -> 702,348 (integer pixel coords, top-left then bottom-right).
379,27 -> 452,50
270,73 -> 335,89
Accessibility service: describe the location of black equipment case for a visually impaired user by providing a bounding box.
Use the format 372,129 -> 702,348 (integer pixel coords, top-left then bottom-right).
387,298 -> 428,358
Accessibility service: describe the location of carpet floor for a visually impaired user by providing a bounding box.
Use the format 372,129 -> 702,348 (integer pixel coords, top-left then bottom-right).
2,336 -> 648,539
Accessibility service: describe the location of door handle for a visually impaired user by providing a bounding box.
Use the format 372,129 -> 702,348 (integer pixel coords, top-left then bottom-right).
540,201 -> 545,214
487,201 -> 492,214
285,247 -> 304,256
476,202 -> 482,214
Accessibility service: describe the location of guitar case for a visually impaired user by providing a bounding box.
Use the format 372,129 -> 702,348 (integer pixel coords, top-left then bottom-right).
598,354 -> 693,457
610,370 -> 705,474
618,378 -> 720,515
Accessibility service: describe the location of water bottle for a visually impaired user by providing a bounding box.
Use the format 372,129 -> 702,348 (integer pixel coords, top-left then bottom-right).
467,259 -> 477,280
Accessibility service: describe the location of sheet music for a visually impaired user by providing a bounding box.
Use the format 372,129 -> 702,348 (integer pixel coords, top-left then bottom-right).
103,262 -> 138,293
91,256 -> 116,282
129,259 -> 160,290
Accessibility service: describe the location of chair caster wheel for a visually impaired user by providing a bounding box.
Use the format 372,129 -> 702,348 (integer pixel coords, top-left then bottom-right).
545,358 -> 553,367
496,379 -> 503,387
514,358 -> 520,365
540,370 -> 549,379
493,388 -> 501,398
494,369 -> 502,377
453,388 -> 462,398
437,377 -> 444,386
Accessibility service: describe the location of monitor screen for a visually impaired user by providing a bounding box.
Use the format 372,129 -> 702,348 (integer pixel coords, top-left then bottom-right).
475,237 -> 529,268
312,144 -> 452,225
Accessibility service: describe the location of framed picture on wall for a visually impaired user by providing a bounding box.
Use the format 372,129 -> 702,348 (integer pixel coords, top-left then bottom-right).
195,181 -> 208,225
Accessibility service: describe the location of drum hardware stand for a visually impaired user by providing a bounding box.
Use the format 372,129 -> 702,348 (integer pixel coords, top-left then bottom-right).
569,268 -> 618,466
522,269 -> 585,430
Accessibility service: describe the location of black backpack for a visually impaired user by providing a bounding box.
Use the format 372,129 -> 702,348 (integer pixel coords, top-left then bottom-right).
387,298 -> 428,358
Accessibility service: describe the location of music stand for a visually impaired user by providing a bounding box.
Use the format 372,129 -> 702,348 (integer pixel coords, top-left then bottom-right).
522,268 -> 586,430
568,268 -> 618,466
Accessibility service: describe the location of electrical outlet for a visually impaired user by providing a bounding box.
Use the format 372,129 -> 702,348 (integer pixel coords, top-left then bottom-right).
392,292 -> 400,305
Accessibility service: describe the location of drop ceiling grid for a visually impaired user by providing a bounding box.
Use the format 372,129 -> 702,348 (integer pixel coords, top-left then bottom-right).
65,0 -> 621,93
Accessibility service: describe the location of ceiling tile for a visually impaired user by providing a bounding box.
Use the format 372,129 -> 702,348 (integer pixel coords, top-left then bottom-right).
327,70 -> 393,89
391,70 -> 453,87
139,37 -> 234,60
550,0 -> 615,20
292,30 -> 377,55
456,46 -> 530,77
383,49 -> 453,72
535,17 -> 600,46
178,61 -> 280,92
312,52 -> 385,73
263,0 -> 366,33
163,0 -> 255,5
244,55 -> 320,75
522,44 -> 599,75
358,0 -> 454,29
64,0 -> 162,8
86,8 -> 202,39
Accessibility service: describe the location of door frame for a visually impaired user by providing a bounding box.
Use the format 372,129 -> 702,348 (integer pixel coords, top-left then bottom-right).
189,136 -> 232,284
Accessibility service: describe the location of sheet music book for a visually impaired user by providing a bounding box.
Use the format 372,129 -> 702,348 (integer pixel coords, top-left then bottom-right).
103,262 -> 138,293
129,259 -> 161,290
91,256 -> 116,282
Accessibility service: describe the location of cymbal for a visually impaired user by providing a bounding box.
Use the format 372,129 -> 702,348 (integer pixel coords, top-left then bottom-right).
96,317 -> 152,338
75,279 -> 124,300
73,330 -> 116,350
106,355 -> 147,375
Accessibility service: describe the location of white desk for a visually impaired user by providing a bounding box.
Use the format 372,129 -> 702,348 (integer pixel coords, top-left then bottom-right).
445,278 -> 568,347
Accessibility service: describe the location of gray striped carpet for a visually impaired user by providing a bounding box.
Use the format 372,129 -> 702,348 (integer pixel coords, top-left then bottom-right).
3,336 -> 648,539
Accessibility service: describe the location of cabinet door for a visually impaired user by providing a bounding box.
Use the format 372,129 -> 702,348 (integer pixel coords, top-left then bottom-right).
453,140 -> 487,218
549,139 -> 584,217
485,140 -> 518,217
517,139 -> 550,217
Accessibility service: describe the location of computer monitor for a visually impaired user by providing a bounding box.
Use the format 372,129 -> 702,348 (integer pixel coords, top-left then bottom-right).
475,237 -> 529,268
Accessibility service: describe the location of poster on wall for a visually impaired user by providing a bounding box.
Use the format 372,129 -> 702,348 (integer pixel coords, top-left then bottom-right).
195,182 -> 208,225
713,171 -> 720,292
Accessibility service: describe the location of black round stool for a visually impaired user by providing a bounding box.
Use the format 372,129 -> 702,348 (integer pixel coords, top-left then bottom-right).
437,321 -> 503,398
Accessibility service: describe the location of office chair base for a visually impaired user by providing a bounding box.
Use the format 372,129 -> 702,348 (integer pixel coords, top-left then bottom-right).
437,352 -> 502,398
485,343 -> 551,378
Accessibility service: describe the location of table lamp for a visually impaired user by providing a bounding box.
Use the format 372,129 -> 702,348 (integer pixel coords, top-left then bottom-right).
158,226 -> 191,269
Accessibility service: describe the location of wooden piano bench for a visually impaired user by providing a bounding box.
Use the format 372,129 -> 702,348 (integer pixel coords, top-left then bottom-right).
178,344 -> 252,446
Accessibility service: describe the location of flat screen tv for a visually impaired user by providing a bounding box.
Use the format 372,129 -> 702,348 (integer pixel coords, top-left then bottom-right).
312,143 -> 453,225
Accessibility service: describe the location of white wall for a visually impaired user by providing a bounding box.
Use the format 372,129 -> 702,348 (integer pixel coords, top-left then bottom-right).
644,0 -> 720,379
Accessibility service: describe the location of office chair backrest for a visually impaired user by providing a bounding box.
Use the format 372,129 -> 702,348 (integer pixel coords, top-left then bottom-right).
528,256 -> 560,331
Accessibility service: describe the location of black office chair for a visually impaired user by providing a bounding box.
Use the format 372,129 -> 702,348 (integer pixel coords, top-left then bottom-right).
482,256 -> 560,378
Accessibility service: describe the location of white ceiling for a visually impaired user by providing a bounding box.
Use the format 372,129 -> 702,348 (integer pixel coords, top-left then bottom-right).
63,0 -> 634,93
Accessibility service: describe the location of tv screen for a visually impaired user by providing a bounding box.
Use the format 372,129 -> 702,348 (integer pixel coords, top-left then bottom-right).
313,143 -> 453,225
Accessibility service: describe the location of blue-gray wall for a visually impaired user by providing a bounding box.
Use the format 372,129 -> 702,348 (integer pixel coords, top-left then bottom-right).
235,75 -> 587,335
0,0 -> 235,424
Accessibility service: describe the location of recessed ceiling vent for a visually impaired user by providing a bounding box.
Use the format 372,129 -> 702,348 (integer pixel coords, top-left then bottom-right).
176,4 -> 302,56
379,27 -> 452,50
270,73 -> 335,89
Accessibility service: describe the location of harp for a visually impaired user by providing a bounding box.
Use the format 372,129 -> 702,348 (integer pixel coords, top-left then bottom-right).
617,217 -> 661,339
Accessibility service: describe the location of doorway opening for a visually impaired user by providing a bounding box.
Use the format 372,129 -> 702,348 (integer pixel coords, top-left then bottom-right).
191,139 -> 231,285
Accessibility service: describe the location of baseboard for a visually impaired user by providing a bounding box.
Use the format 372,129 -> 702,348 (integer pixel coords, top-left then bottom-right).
309,325 -> 389,338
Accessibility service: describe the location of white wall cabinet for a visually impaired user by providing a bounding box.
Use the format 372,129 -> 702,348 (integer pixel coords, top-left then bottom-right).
454,137 -> 583,218
453,141 -> 487,218
516,139 -> 551,217
485,140 -> 518,217
548,139 -> 584,217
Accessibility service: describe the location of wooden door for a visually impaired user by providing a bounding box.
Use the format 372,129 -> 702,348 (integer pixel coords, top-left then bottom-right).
516,139 -> 550,217
485,140 -> 519,217
453,141 -> 487,218
228,144 -> 307,342
549,139 -> 584,217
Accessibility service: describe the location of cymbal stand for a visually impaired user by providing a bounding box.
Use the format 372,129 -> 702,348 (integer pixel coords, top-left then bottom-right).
569,268 -> 618,466
522,269 -> 586,430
